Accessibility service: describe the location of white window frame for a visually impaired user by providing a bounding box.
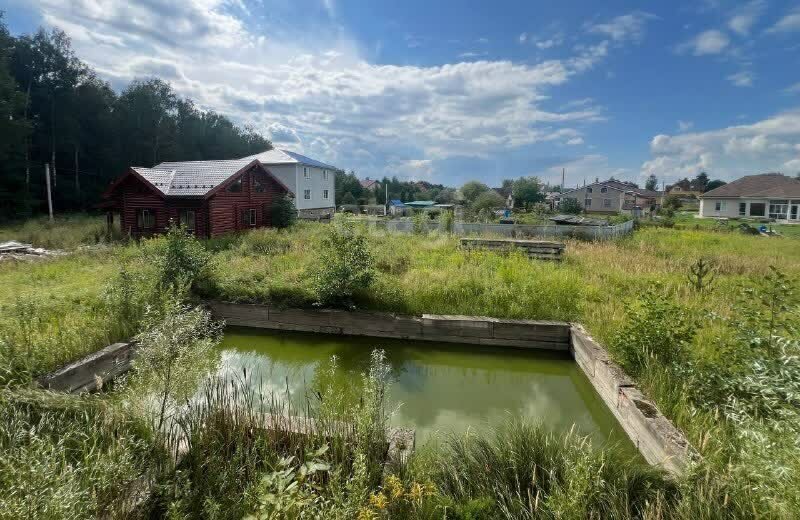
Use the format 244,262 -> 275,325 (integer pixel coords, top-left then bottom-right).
248,208 -> 257,227
769,200 -> 789,220
586,187 -> 593,194
739,202 -> 747,216
600,187 -> 608,193
603,198 -> 611,208
323,189 -> 329,200
584,198 -> 592,208
303,167 -> 309,179
304,189 -> 311,200
323,169 -> 328,180
714,201 -> 725,212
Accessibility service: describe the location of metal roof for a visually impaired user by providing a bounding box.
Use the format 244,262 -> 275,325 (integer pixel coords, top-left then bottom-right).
405,200 -> 437,207
243,148 -> 339,170
133,158 -> 253,197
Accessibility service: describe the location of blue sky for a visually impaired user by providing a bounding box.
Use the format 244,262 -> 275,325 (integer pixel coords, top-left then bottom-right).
5,0 -> 800,187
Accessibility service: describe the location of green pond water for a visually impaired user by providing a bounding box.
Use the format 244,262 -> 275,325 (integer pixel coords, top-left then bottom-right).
218,327 -> 630,448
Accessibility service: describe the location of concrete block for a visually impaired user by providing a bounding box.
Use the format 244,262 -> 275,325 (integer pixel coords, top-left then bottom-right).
421,315 -> 494,338
477,337 -> 569,351
493,320 -> 570,341
267,307 -> 334,327
208,301 -> 268,326
37,341 -> 136,393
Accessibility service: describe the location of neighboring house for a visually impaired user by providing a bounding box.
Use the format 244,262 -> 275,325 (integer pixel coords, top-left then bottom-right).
102,158 -> 290,238
545,191 -> 561,210
360,177 -> 379,190
561,180 -> 660,215
699,173 -> 800,222
388,199 -> 408,216
243,149 -> 339,218
666,178 -> 704,198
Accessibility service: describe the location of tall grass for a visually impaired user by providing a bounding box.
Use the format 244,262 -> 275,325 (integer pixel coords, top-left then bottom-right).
0,389 -> 159,519
0,213 -> 121,250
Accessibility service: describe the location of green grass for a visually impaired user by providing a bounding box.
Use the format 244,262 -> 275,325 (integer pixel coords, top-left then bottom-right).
1,215 -> 799,518
0,213 -> 122,250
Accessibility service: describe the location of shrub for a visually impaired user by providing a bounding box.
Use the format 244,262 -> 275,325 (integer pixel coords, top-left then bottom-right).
610,288 -> 697,377
412,211 -> 427,234
270,193 -> 297,229
471,191 -> 504,214
132,299 -> 222,430
439,210 -> 454,234
311,220 -> 374,307
144,222 -> 210,293
559,197 -> 582,214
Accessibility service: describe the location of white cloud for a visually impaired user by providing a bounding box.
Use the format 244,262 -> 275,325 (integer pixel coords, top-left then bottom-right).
566,137 -> 584,145
767,7 -> 800,34
728,0 -> 764,36
678,29 -> 730,55
28,0 -> 623,177
540,155 -> 632,186
585,11 -> 656,43
457,51 -> 487,59
728,70 -> 754,87
518,32 -> 528,44
535,33 -> 564,49
678,120 -> 694,132
786,82 -> 800,94
642,109 -> 800,181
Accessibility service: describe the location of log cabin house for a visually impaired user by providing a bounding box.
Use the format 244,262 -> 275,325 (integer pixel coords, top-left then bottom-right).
101,158 -> 291,238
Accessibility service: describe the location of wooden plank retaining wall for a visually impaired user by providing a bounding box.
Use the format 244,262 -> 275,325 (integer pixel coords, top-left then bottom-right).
460,238 -> 565,261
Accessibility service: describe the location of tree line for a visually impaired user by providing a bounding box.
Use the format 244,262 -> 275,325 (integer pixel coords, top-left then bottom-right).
0,15 -> 271,221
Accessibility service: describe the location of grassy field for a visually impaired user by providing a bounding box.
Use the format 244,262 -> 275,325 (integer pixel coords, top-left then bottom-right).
1,215 -> 799,518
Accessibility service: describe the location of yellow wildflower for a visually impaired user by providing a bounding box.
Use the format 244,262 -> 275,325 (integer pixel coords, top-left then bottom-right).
407,482 -> 425,502
357,507 -> 376,520
369,492 -> 389,510
385,475 -> 404,500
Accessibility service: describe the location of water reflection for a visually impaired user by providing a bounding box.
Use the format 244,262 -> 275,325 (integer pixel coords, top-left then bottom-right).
218,327 -> 629,447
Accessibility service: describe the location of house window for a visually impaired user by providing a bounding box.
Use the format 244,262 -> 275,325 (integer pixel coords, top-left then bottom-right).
323,170 -> 328,180
303,167 -> 309,179
228,177 -> 243,192
584,198 -> 592,208
254,176 -> 265,193
739,202 -> 747,216
179,210 -> 196,232
323,189 -> 329,199
242,208 -> 257,226
600,187 -> 608,193
304,189 -> 311,200
749,202 -> 766,217
137,209 -> 155,230
769,200 -> 788,220
603,198 -> 611,208
586,187 -> 593,194
714,201 -> 726,212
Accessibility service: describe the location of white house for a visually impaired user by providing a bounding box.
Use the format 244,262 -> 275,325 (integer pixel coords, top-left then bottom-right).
699,173 -> 800,223
243,149 -> 339,218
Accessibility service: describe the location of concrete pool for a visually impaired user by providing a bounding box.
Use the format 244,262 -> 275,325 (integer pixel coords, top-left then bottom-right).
218,326 -> 632,448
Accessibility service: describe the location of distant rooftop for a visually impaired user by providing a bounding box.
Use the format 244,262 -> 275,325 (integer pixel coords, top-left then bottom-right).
133,158 -> 253,197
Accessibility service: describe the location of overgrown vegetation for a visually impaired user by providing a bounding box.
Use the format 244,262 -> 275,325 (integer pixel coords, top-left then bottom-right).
1,215 -> 799,518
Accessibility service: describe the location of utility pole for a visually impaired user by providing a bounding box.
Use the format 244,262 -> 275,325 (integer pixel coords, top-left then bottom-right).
561,168 -> 565,191
44,163 -> 54,222
385,182 -> 388,216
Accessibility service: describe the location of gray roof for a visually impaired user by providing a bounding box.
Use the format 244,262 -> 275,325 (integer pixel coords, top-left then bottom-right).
701,173 -> 800,199
133,158 -> 253,197
243,148 -> 339,170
